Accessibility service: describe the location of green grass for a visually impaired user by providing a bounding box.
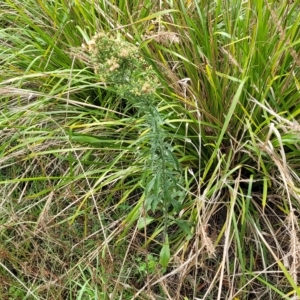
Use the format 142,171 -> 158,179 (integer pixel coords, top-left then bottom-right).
1,0 -> 300,299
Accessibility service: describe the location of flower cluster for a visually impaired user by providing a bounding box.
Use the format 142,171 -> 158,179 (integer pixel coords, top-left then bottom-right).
82,32 -> 159,99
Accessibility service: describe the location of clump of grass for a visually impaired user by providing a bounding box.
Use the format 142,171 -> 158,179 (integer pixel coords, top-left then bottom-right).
1,0 -> 300,299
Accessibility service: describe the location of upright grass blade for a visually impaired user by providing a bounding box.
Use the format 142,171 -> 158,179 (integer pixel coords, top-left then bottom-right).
202,77 -> 248,181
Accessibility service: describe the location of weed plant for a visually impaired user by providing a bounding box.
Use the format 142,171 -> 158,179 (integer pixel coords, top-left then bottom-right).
0,0 -> 300,299
81,31 -> 184,268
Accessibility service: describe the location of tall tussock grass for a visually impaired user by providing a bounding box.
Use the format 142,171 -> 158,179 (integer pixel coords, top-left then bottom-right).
1,0 -> 300,299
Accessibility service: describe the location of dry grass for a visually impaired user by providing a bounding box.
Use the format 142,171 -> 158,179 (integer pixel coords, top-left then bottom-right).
1,0 -> 300,299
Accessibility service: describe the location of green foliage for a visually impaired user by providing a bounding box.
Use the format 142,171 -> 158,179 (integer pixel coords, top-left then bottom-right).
81,32 -> 184,255
135,254 -> 158,276
8,286 -> 26,300
1,0 -> 300,299
159,238 -> 170,269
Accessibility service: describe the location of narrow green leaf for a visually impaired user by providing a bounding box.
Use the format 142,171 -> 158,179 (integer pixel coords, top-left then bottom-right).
202,77 -> 249,181
159,236 -> 170,268
137,217 -> 155,230
262,176 -> 268,211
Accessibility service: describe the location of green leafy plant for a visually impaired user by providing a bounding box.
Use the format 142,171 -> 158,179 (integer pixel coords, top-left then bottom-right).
81,31 -> 184,266
8,286 -> 27,300
135,254 -> 158,276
